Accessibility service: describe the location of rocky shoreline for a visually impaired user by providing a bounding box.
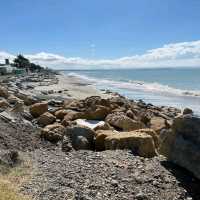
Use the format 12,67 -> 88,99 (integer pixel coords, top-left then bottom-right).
0,71 -> 199,200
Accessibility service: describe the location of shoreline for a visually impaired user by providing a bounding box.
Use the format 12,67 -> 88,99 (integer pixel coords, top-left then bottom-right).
0,71 -> 198,116
59,71 -> 200,116
34,73 -> 112,100
0,71 -> 200,199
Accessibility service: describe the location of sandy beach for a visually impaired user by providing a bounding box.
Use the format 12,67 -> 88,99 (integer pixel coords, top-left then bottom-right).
34,74 -> 111,100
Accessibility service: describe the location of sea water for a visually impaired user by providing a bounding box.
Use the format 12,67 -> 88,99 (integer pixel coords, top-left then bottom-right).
63,68 -> 200,115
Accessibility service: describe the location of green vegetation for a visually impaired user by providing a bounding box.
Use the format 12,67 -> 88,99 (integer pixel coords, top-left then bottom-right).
0,156 -> 32,200
13,54 -> 43,72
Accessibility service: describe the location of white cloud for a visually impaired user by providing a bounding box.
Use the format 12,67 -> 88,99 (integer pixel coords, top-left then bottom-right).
1,40 -> 200,69
0,51 -> 15,63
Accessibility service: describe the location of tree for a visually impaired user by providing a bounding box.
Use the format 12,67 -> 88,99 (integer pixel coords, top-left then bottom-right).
13,54 -> 30,68
13,54 -> 44,72
29,63 -> 43,72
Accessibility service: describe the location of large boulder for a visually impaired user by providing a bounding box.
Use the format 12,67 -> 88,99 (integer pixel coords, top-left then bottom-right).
61,110 -> 83,126
65,125 -> 95,150
38,112 -> 56,126
82,105 -> 110,120
0,86 -> 9,98
134,128 -> 159,148
41,124 -> 65,142
30,102 -> 48,117
105,113 -> 145,131
104,130 -> 157,158
95,130 -> 117,151
182,107 -> 193,115
150,117 -> 167,134
63,110 -> 83,121
159,115 -> 200,179
54,109 -> 69,120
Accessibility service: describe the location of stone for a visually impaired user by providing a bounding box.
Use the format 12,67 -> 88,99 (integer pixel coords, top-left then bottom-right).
48,99 -> 63,107
84,96 -> 111,107
126,109 -> 135,119
64,99 -> 82,110
10,101 -> 24,113
65,125 -> 95,150
54,109 -> 69,119
38,112 -> 56,126
134,128 -> 159,148
0,99 -> 9,109
41,124 -> 65,142
182,108 -> 193,115
140,114 -> 151,125
73,136 -> 90,150
30,102 -> 48,117
0,86 -> 9,98
105,113 -> 145,131
63,110 -> 83,121
150,117 -> 166,134
159,115 -> 200,179
104,130 -> 157,158
61,110 -> 84,126
82,105 -> 110,120
95,130 -> 117,151
7,94 -> 22,104
0,111 -> 16,123
16,92 -> 38,106
61,118 -> 71,127
94,122 -> 114,131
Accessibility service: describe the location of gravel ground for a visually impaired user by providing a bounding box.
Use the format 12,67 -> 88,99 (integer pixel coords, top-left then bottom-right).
0,116 -> 199,200
22,149 -> 200,200
0,118 -> 41,151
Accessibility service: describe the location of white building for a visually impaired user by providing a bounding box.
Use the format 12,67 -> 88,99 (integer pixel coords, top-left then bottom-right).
0,59 -> 16,75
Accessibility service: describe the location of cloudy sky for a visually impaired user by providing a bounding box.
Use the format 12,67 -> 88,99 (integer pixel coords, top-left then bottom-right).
1,40 -> 200,69
0,0 -> 200,69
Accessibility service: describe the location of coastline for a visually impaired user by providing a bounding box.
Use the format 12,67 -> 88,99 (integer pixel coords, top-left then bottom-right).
0,71 -> 200,199
34,73 -> 112,100
60,70 -> 200,115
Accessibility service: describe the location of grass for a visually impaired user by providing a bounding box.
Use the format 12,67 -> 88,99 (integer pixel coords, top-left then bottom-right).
0,154 -> 32,200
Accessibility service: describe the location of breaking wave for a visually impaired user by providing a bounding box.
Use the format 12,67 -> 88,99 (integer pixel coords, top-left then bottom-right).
66,72 -> 200,98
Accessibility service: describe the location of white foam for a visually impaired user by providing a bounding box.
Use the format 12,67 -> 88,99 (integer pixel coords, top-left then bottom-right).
65,72 -> 200,98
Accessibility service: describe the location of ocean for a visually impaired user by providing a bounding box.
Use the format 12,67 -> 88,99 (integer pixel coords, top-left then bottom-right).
63,68 -> 200,115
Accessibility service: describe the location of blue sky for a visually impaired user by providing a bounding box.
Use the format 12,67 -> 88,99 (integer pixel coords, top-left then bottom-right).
0,0 -> 200,68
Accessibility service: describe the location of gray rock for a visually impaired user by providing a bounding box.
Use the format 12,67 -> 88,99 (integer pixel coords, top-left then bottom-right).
105,113 -> 145,131
159,115 -> 200,179
183,107 -> 193,115
65,125 -> 95,150
74,135 -> 90,150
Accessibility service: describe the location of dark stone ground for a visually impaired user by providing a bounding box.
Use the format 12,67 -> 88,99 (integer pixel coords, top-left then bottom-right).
0,118 -> 199,200
21,148 -> 200,200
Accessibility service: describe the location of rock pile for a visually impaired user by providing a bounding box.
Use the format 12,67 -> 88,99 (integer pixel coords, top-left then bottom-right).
23,95 -> 180,158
